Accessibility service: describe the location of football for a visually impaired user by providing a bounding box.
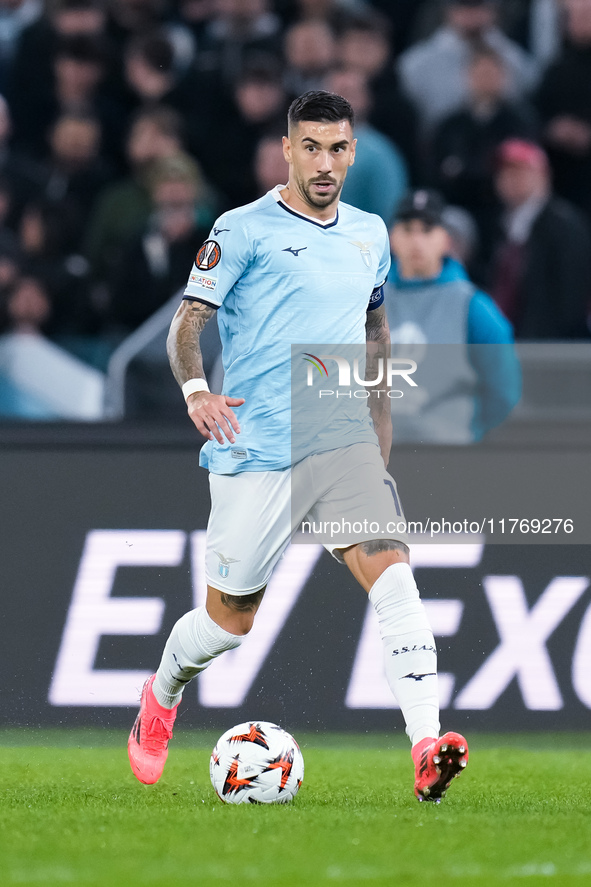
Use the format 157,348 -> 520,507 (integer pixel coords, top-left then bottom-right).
210,720 -> 304,804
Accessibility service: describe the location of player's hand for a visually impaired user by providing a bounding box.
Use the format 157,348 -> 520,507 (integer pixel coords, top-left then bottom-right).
186,391 -> 245,444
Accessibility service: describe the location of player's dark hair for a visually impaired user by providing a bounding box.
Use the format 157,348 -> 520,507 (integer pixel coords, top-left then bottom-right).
288,90 -> 354,130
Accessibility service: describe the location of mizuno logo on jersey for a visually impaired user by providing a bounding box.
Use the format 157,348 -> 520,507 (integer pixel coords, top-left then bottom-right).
282,246 -> 307,257
350,241 -> 373,267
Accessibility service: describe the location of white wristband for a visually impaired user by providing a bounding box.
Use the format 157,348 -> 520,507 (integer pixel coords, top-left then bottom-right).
182,378 -> 210,401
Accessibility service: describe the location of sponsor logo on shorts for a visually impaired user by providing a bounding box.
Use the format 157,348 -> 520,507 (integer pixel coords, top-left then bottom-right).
190,274 -> 217,290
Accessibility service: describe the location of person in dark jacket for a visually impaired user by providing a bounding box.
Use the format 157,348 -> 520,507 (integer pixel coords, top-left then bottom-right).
535,0 -> 591,214
490,138 -> 591,339
430,43 -> 538,251
107,152 -> 209,337
336,12 -> 419,179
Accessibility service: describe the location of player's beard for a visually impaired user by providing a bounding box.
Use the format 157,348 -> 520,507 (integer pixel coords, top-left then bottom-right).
298,174 -> 344,210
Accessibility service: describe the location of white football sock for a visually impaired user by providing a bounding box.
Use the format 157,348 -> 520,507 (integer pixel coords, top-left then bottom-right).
153,606 -> 243,709
369,562 -> 440,746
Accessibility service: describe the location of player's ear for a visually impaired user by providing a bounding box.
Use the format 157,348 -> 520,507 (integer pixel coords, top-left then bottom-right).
348,138 -> 357,167
282,135 -> 292,163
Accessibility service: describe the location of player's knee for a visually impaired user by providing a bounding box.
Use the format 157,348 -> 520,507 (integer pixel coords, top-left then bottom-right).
219,588 -> 265,634
344,538 -> 410,592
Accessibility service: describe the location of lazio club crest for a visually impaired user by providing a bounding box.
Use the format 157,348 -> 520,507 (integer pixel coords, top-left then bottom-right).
350,241 -> 373,268
215,551 -> 240,578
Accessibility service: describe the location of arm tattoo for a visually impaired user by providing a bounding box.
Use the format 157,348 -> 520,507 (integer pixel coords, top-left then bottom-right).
365,303 -> 390,344
167,300 -> 215,387
365,304 -> 392,436
365,304 -> 390,386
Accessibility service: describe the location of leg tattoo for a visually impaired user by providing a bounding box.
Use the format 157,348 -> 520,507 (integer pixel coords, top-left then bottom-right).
360,539 -> 410,557
220,589 -> 265,613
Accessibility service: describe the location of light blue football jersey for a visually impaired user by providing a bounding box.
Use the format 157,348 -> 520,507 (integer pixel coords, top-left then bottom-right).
183,186 -> 390,474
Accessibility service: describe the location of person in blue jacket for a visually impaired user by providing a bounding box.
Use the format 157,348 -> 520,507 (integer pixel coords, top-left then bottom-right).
386,188 -> 521,442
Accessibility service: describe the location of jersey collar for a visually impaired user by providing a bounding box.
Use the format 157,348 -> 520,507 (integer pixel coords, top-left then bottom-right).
270,185 -> 339,229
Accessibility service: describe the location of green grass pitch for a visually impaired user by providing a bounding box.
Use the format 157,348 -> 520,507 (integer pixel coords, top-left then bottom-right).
0,730 -> 590,886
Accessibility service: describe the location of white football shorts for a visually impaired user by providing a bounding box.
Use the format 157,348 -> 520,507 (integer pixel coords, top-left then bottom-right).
205,442 -> 408,594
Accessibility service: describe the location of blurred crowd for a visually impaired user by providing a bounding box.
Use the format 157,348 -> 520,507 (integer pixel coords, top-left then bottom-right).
0,0 -> 590,380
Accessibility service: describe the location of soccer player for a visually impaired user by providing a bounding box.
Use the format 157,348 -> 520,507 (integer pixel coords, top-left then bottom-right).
127,91 -> 469,802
